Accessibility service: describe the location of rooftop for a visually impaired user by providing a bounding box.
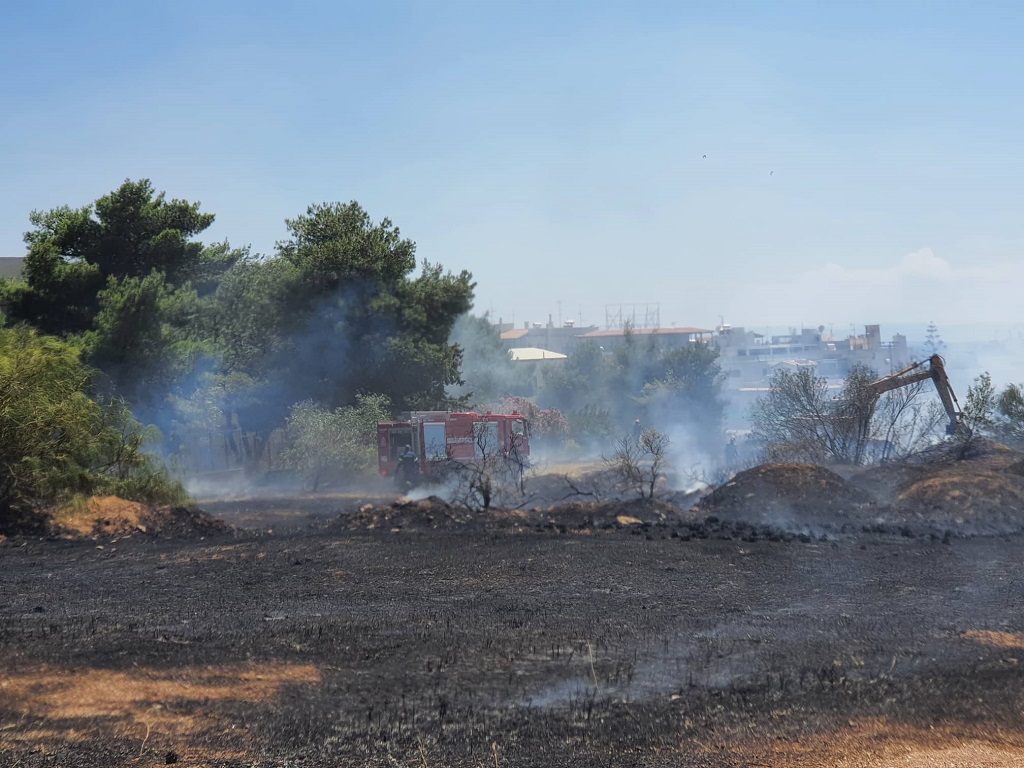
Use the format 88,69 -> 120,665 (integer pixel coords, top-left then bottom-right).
507,347 -> 568,362
580,327 -> 713,338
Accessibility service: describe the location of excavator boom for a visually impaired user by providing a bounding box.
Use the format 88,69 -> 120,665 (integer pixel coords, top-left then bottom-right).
866,354 -> 961,434
926,354 -> 961,433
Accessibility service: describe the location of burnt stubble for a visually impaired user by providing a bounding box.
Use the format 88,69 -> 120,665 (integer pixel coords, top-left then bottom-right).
2,507 -> 1023,766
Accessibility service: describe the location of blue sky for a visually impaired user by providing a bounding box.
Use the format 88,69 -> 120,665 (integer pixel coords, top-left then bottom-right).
3,0 -> 1024,335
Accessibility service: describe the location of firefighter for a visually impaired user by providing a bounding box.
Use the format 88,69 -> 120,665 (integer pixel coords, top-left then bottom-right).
398,445 -> 419,484
725,436 -> 739,468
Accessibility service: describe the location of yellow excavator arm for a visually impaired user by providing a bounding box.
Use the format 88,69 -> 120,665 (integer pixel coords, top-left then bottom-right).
865,354 -> 961,434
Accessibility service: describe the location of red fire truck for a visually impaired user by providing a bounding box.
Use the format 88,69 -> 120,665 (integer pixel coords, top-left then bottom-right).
377,411 -> 530,478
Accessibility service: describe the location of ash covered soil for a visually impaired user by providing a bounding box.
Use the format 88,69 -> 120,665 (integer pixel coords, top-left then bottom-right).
3,444 -> 1024,767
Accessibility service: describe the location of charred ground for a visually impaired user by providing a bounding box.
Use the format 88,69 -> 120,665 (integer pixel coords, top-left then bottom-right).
2,444 -> 1024,766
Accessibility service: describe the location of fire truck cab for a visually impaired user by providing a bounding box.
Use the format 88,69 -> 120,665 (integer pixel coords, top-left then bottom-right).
377,411 -> 530,478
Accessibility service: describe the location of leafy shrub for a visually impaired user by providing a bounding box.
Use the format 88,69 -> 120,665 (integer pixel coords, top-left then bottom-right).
0,328 -> 185,530
280,393 -> 390,490
567,404 -> 614,445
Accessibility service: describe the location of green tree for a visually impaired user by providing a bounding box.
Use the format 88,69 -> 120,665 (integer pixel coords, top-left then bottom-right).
640,343 -> 726,442
960,372 -> 997,437
261,201 -> 474,416
996,382 -> 1024,446
606,323 -> 659,408
5,179 -> 215,335
0,328 -> 183,530
280,393 -> 390,491
922,321 -> 946,357
447,314 -> 523,405
538,337 -> 727,447
82,272 -> 207,403
1,179 -> 233,428
539,341 -> 609,413
197,255 -> 301,438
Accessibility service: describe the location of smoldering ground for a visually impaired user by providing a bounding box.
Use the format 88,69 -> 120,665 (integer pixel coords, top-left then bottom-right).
12,345 -> 1024,766
3,497 -> 1023,768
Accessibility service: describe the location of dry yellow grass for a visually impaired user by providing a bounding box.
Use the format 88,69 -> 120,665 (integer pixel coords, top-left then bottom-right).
714,718 -> 1024,767
895,470 -> 1024,517
53,495 -> 149,537
1,662 -> 321,756
963,630 -> 1024,651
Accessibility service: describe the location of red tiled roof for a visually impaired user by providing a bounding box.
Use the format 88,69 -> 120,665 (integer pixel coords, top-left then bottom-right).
500,329 -> 530,340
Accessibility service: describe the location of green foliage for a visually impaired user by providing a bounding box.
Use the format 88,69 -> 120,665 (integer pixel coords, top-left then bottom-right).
2,183 -> 477,492
190,241 -> 250,299
5,179 -> 214,336
1,179 -> 222,419
0,328 -> 184,529
996,382 -> 1024,445
961,372 -> 997,437
280,393 -> 391,491
535,338 -> 726,448
82,272 -> 207,401
447,314 -> 524,405
941,375 -> 1024,450
279,202 -> 416,292
538,341 -> 608,412
568,404 -> 614,444
638,343 -> 727,439
218,201 -> 474,433
207,256 -> 298,376
4,242 -> 104,334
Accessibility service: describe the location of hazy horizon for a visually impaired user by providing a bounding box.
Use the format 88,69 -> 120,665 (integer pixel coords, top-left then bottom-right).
4,1 -> 1023,334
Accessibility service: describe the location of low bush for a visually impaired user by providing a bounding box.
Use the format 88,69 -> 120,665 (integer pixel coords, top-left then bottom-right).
0,327 -> 184,531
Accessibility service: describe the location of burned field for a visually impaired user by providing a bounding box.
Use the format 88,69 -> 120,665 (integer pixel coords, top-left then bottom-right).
3,450 -> 1024,766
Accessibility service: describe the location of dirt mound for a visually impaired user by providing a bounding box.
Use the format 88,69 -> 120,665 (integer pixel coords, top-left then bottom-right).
332,495 -> 821,545
337,495 -> 671,533
849,441 -> 1024,534
331,496 -> 664,533
51,496 -> 228,539
695,463 -> 875,530
142,505 -> 230,538
686,442 -> 1024,537
903,437 -> 1021,467
334,496 -> 488,531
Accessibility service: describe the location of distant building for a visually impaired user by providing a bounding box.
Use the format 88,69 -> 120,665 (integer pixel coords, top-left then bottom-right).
497,317 -> 716,355
507,347 -> 567,362
507,347 -> 567,389
0,257 -> 25,279
499,318 -> 600,355
577,326 -> 714,352
715,323 -> 916,429
715,323 -> 911,385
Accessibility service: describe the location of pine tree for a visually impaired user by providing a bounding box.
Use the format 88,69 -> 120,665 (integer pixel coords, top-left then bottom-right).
923,321 -> 946,357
